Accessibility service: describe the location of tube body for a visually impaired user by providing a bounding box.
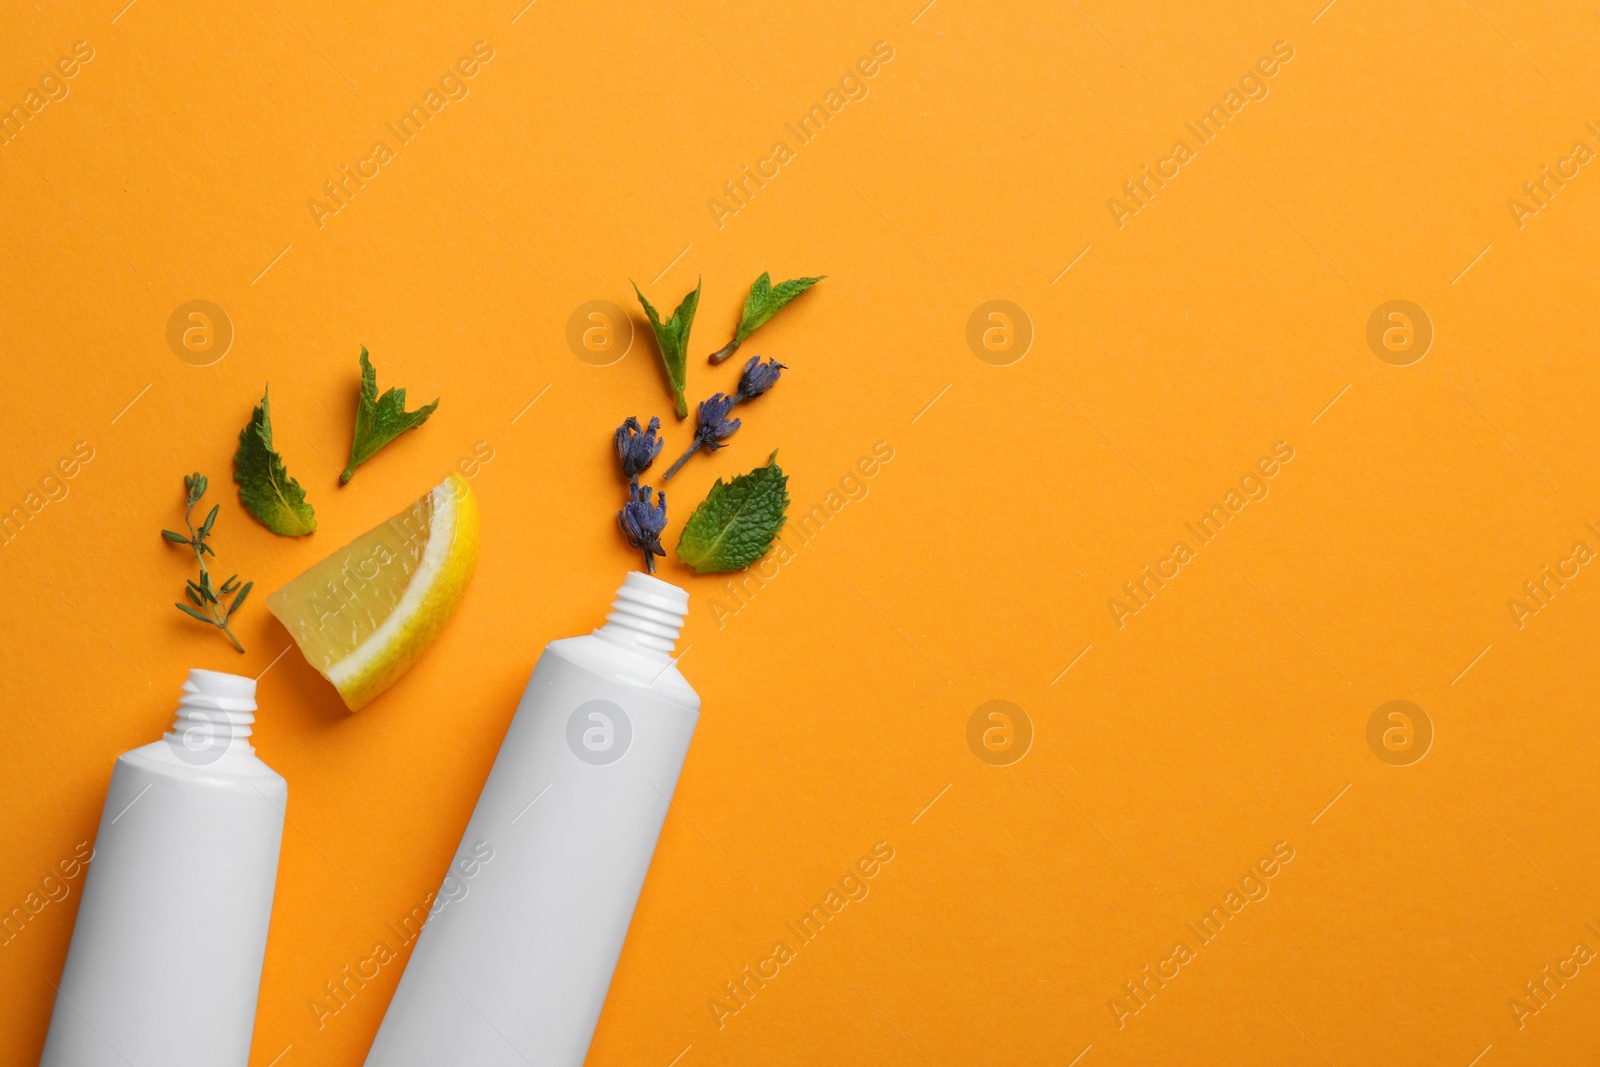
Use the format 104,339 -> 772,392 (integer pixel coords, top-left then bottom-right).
366,573 -> 698,1067
40,669 -> 286,1067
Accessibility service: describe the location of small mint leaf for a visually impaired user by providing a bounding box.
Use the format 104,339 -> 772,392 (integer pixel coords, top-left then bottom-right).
735,272 -> 823,344
233,387 -> 317,536
633,278 -> 701,418
675,451 -> 789,573
342,347 -> 439,484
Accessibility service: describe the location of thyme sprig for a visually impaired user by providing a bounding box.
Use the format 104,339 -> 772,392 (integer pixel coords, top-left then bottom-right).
162,472 -> 252,652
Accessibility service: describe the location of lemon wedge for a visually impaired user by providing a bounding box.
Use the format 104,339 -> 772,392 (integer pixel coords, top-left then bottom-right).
267,472 -> 479,710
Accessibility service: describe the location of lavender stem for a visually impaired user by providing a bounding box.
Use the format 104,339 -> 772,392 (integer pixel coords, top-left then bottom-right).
662,440 -> 703,481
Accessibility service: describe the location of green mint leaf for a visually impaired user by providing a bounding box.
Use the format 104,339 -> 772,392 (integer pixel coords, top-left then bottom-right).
735,272 -> 823,344
633,278 -> 701,418
675,451 -> 789,573
233,386 -> 317,536
341,347 -> 440,484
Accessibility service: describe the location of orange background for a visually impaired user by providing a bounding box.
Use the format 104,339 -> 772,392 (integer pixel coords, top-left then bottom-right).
3,0 -> 1600,1064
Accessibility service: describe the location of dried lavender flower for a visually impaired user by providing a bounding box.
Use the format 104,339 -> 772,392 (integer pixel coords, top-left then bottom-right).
618,479 -> 668,573
663,394 -> 741,481
662,358 -> 785,481
735,356 -> 785,401
614,415 -> 664,479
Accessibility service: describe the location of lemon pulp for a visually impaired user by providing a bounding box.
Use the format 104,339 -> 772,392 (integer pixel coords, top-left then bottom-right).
267,472 -> 479,710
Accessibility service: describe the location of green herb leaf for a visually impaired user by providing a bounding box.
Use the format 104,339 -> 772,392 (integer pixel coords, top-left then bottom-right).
675,451 -> 789,573
341,347 -> 440,484
710,273 -> 824,363
737,273 -> 823,343
175,603 -> 213,624
234,387 -> 317,536
161,529 -> 190,544
633,278 -> 701,418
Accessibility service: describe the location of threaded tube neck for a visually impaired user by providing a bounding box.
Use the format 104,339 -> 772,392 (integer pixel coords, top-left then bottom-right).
595,572 -> 689,659
164,668 -> 257,759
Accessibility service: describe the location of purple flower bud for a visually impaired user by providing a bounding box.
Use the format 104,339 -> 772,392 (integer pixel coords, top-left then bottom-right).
614,415 -> 664,479
694,393 -> 742,450
736,356 -> 785,401
618,479 -> 668,573
663,394 -> 739,481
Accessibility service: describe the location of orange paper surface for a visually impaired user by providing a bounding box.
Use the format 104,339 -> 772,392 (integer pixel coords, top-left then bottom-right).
3,1 -> 1599,1064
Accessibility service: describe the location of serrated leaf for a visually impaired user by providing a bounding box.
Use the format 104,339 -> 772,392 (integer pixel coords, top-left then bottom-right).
233,386 -> 317,536
735,272 -> 824,344
633,278 -> 701,418
341,347 -> 440,484
675,451 -> 789,573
